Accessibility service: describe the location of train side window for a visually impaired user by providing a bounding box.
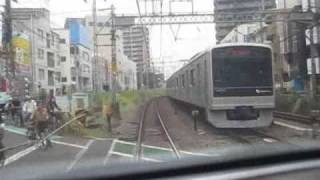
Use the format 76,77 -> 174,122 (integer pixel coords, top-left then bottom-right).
176,78 -> 179,88
190,69 -> 195,86
182,74 -> 185,88
197,64 -> 200,85
186,70 -> 189,88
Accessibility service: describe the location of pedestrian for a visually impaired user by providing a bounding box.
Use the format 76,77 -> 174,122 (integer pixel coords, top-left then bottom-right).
22,96 -> 37,125
46,91 -> 61,130
104,104 -> 113,133
5,98 -> 23,126
31,104 -> 51,147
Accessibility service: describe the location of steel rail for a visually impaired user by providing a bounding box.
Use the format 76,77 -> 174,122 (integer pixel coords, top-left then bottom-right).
154,98 -> 181,159
135,100 -> 152,161
273,111 -> 312,124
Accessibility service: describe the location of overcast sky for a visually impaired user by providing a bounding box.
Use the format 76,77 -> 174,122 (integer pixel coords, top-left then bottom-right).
8,0 -> 216,78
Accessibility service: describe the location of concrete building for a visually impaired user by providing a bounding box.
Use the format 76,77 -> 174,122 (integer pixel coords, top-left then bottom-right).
84,15 -> 149,89
53,28 -> 76,95
11,8 -> 62,96
214,0 -> 276,43
65,19 -> 93,92
121,25 -> 150,89
118,53 -> 137,90
221,0 -> 319,92
220,23 -> 268,44
83,15 -> 138,91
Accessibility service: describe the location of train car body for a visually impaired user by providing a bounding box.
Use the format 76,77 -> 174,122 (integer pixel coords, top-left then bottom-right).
167,43 -> 274,128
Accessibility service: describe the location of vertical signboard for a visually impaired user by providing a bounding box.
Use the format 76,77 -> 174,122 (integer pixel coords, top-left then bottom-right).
12,31 -> 31,77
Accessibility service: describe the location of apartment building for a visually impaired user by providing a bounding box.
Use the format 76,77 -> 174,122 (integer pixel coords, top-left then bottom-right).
214,0 -> 276,43
12,8 -> 62,96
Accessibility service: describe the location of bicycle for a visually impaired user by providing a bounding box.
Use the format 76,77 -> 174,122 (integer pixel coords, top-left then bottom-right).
48,110 -> 64,133
26,122 -> 51,150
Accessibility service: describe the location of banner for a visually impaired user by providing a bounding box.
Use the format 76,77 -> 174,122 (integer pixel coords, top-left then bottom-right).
12,32 -> 31,76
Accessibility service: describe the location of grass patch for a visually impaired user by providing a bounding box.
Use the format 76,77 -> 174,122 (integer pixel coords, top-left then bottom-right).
72,89 -> 166,138
275,91 -> 320,115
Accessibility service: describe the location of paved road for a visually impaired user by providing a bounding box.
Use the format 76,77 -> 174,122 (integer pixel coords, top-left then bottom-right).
0,126 -> 114,179
1,114 -> 320,179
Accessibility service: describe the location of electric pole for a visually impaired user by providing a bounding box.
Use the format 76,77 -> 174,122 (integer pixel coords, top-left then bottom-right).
110,5 -> 121,119
2,0 -> 14,79
309,10 -> 319,100
260,0 -> 265,43
92,0 -> 97,92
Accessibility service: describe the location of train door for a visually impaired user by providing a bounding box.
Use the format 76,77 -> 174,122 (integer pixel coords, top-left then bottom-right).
204,58 -> 208,106
196,63 -> 201,105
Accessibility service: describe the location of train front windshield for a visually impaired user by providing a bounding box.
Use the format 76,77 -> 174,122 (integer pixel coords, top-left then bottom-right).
213,46 -> 273,97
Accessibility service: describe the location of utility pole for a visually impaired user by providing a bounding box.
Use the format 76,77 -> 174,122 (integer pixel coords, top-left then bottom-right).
2,0 -> 14,79
260,0 -> 265,43
92,0 -> 98,92
308,1 -> 319,100
110,5 -> 121,119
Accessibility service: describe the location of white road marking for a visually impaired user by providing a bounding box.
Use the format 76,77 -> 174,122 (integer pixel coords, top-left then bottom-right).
51,140 -> 87,149
4,144 -> 38,166
66,140 -> 95,172
103,139 -> 117,165
263,138 -> 277,143
274,121 -> 312,132
110,151 -> 133,158
84,136 -> 114,141
110,151 -> 162,162
115,139 -> 214,157
180,150 -> 218,157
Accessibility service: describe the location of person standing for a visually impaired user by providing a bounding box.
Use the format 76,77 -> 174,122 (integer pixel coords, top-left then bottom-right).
31,104 -> 52,147
22,96 -> 37,126
46,92 -> 61,130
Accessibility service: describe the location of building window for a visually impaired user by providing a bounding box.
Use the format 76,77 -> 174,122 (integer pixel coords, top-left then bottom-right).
56,55 -> 61,66
48,71 -> 54,86
61,56 -> 66,62
55,72 -> 61,83
82,64 -> 90,73
47,52 -> 55,68
88,22 -> 94,26
82,51 -> 89,61
70,46 -> 79,55
51,34 -> 55,47
62,77 -> 67,82
37,29 -> 44,40
46,33 -> 51,48
37,49 -> 44,59
38,69 -> 45,80
59,38 -> 66,44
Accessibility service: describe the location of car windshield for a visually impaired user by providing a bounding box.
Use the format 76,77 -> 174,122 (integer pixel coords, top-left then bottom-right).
0,0 -> 320,179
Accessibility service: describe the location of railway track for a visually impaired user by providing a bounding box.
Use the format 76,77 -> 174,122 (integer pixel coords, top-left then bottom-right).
135,98 -> 181,161
273,111 -> 313,124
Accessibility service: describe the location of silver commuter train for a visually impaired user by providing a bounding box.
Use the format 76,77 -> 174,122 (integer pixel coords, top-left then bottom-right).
167,43 -> 275,128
